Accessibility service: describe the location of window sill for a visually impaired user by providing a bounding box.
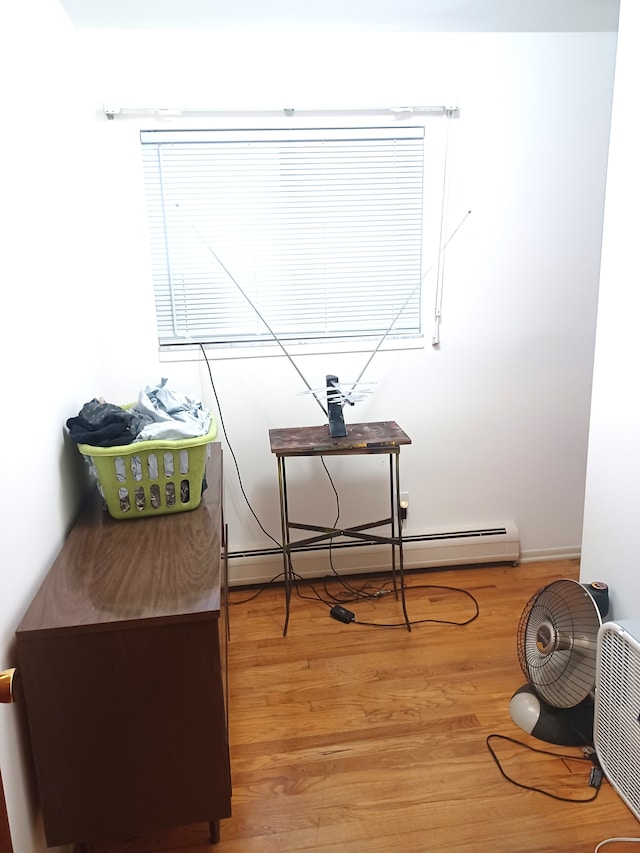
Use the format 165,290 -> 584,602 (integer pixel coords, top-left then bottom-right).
158,336 -> 425,363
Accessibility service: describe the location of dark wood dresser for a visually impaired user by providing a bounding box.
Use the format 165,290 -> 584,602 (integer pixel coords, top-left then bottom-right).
16,444 -> 231,849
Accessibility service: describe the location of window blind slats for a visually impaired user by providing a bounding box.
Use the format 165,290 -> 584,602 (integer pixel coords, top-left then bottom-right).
141,126 -> 425,347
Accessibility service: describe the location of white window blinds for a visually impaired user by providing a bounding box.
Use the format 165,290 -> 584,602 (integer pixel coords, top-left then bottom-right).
141,126 -> 425,349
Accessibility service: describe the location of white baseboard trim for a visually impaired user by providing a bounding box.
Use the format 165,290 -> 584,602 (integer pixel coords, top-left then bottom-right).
519,546 -> 581,563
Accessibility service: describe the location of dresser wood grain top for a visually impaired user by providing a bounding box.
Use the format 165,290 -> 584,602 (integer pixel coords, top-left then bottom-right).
17,444 -> 223,634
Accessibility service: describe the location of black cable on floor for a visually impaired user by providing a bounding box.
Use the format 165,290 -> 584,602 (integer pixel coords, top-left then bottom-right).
486,733 -> 602,803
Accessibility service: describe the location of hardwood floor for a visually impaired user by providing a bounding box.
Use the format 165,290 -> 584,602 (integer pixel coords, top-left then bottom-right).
91,559 -> 640,853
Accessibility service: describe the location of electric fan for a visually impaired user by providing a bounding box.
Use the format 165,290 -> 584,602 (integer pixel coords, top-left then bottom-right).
509,578 -> 609,746
594,620 -> 640,821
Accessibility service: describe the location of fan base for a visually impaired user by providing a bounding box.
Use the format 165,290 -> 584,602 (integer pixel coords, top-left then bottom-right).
509,685 -> 594,747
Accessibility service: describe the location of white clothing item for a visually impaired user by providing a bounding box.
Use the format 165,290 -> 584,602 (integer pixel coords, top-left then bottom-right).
132,378 -> 211,442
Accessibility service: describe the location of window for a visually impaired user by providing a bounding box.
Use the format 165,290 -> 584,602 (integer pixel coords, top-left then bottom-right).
141,126 -> 426,352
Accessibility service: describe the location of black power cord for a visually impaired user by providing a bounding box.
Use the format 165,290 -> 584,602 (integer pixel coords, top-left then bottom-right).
353,582 -> 479,628
486,733 -> 603,803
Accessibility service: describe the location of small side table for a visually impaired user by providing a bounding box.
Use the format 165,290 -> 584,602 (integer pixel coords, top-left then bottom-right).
268,421 -> 412,635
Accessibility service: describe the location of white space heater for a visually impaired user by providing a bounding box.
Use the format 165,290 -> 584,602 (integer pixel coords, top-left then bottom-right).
594,620 -> 640,821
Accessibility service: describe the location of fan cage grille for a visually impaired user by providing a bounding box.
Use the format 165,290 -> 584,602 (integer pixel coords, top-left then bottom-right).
516,579 -> 601,708
595,624 -> 640,821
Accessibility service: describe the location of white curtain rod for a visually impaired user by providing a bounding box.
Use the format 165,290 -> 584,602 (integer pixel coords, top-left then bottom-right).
103,104 -> 459,120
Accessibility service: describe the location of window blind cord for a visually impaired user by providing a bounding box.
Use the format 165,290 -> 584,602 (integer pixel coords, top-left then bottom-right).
433,109 -> 455,348
189,215 -> 328,418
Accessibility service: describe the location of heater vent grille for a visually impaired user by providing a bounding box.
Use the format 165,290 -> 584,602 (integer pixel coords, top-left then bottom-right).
403,526 -> 509,544
228,521 -> 520,586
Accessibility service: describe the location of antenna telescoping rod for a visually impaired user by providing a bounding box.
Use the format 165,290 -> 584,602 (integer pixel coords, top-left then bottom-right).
348,209 -> 472,395
190,219 -> 329,418
189,206 -> 470,412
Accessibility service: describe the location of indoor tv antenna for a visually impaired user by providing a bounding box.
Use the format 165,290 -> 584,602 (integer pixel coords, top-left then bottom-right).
298,374 -> 377,438
193,209 -> 471,437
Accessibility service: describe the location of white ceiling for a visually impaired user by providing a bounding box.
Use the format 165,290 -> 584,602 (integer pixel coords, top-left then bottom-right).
58,0 -> 620,32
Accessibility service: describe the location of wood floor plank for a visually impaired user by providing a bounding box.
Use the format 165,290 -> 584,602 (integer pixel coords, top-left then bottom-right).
89,559 -> 640,853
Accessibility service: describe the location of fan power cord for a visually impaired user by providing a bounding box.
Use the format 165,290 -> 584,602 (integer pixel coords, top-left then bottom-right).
595,839 -> 640,852
486,733 -> 602,803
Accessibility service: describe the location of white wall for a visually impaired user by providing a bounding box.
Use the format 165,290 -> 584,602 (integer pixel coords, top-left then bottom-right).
0,7 -> 618,848
580,0 -> 640,618
0,2 -> 161,849
82,29 -> 617,572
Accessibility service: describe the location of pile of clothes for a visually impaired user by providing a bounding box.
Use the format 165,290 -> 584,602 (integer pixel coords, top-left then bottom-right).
66,379 -> 212,447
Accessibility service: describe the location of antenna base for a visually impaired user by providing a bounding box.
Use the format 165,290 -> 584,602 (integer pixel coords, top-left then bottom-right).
326,375 -> 348,437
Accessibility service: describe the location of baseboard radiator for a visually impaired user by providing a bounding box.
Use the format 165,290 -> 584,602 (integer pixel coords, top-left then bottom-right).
228,521 -> 520,586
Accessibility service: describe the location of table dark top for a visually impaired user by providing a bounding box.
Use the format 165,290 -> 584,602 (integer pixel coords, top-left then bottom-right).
269,421 -> 411,457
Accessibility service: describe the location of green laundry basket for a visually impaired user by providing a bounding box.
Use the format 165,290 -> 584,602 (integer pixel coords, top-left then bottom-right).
77,418 -> 218,520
